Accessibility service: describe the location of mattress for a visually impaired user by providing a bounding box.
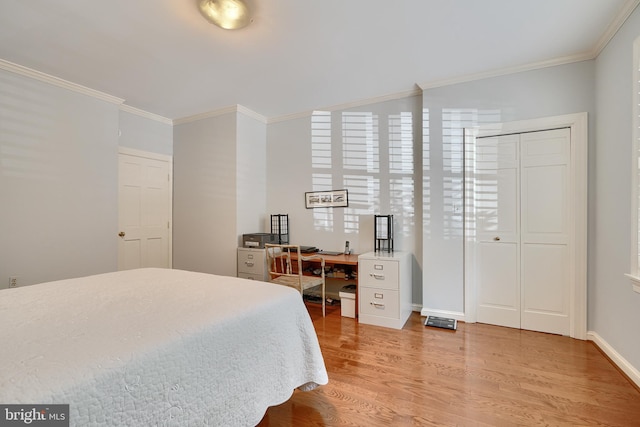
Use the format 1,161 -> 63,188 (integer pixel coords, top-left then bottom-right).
0,268 -> 328,426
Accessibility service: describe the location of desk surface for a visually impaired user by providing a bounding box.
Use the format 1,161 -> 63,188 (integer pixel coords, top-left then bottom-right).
289,252 -> 359,266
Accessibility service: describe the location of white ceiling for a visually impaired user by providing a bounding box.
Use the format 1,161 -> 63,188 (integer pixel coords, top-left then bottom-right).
0,0 -> 637,121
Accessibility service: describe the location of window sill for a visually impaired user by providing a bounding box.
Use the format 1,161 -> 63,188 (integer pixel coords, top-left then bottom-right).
624,274 -> 640,294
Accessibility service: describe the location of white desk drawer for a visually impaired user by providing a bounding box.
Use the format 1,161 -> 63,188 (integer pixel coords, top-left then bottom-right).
359,287 -> 399,319
359,259 -> 399,290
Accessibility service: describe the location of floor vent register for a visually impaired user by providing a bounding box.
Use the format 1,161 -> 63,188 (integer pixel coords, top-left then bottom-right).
424,316 -> 457,331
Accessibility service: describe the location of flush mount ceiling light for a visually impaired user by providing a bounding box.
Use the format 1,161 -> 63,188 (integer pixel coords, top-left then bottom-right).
198,0 -> 251,30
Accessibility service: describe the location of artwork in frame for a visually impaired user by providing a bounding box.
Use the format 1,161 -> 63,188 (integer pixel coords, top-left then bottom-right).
305,189 -> 349,209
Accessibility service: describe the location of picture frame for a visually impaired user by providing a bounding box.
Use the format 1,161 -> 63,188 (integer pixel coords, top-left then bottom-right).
305,189 -> 349,209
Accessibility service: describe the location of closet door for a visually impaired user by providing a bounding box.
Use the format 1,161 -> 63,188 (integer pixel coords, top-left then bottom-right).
474,128 -> 571,335
520,128 -> 570,335
475,134 -> 520,329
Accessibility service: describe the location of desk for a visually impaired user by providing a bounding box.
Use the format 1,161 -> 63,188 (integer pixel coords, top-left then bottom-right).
292,252 -> 359,267
289,252 -> 359,316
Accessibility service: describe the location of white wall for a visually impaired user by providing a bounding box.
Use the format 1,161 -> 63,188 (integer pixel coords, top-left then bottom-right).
173,113 -> 238,276
266,95 -> 423,303
118,109 -> 173,156
173,109 -> 267,276
421,60 -> 595,316
0,69 -> 119,287
593,5 -> 640,374
236,113 -> 267,242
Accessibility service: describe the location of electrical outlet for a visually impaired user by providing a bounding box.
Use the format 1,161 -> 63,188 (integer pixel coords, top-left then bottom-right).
9,276 -> 17,288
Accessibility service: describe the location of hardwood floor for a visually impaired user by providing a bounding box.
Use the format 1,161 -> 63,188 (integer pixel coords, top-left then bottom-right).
258,303 -> 640,426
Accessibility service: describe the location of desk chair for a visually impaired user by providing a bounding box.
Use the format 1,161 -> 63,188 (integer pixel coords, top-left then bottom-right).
264,244 -> 326,317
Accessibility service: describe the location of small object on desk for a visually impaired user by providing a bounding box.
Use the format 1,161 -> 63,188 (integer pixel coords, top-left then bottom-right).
318,251 -> 343,256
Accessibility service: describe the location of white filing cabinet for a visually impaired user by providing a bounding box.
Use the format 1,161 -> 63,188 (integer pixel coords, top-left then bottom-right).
358,251 -> 412,329
237,247 -> 268,281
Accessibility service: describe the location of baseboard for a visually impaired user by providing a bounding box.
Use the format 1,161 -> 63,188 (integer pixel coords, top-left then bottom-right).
587,331 -> 640,389
420,307 -> 465,322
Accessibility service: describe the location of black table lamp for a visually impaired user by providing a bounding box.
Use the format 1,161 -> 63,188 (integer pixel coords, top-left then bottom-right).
374,215 -> 393,253
271,214 -> 289,244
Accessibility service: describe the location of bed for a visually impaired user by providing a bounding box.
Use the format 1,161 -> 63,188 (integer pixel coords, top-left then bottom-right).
0,268 -> 328,426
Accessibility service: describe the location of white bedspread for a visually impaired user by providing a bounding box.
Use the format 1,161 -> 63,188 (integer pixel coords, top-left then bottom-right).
0,268 -> 328,426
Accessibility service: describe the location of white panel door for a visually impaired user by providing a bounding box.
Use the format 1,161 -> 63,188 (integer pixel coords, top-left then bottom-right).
118,152 -> 172,270
475,134 -> 520,328
520,128 -> 570,335
474,128 -> 571,335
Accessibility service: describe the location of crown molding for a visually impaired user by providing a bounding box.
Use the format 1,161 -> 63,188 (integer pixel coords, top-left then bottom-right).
267,110 -> 313,124
420,0 -> 639,92
119,104 -> 173,125
0,59 -> 124,105
418,52 -> 593,91
174,104 -> 267,126
591,0 -> 640,56
268,88 -> 422,124
173,106 -> 237,125
237,105 -> 267,123
5,0 -> 637,127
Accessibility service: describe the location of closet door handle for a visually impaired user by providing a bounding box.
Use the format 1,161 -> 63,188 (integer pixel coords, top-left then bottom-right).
494,236 -> 501,241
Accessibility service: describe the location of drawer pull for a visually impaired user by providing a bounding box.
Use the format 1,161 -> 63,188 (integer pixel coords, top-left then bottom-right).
245,262 -> 254,267
370,273 -> 385,280
370,302 -> 385,308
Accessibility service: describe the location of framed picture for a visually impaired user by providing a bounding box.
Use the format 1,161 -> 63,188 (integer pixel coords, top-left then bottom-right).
305,189 -> 349,209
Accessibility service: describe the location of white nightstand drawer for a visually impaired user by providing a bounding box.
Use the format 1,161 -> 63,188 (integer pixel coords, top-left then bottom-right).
359,287 -> 399,319
359,259 -> 399,290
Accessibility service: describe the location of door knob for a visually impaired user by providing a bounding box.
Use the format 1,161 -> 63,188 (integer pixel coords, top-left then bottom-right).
118,232 -> 125,237
494,236 -> 501,241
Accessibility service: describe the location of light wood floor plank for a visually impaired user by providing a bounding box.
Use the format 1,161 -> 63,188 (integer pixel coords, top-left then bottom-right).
258,304 -> 640,426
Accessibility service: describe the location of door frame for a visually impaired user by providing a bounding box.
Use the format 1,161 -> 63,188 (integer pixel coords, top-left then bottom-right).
118,147 -> 173,269
463,112 -> 587,339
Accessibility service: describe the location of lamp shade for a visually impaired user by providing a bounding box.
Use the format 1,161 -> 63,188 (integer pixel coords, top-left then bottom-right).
198,0 -> 251,30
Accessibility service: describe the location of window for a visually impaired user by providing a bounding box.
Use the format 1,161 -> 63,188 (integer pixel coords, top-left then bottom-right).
311,112 -> 334,231
310,108 -> 415,236
628,36 -> 640,293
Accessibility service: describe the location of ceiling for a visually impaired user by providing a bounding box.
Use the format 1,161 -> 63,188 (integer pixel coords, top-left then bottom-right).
0,0 -> 637,121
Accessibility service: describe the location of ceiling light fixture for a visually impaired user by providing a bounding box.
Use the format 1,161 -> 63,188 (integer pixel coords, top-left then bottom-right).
198,0 -> 251,30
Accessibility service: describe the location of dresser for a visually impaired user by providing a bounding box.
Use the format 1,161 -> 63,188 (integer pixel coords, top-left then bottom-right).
237,247 -> 268,281
358,251 -> 412,329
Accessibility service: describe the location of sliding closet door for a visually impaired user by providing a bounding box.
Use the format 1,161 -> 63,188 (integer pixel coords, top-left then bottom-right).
474,128 -> 571,335
475,134 -> 520,329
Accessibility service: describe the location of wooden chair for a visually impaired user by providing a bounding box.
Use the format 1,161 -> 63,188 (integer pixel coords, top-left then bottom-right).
264,244 -> 326,317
